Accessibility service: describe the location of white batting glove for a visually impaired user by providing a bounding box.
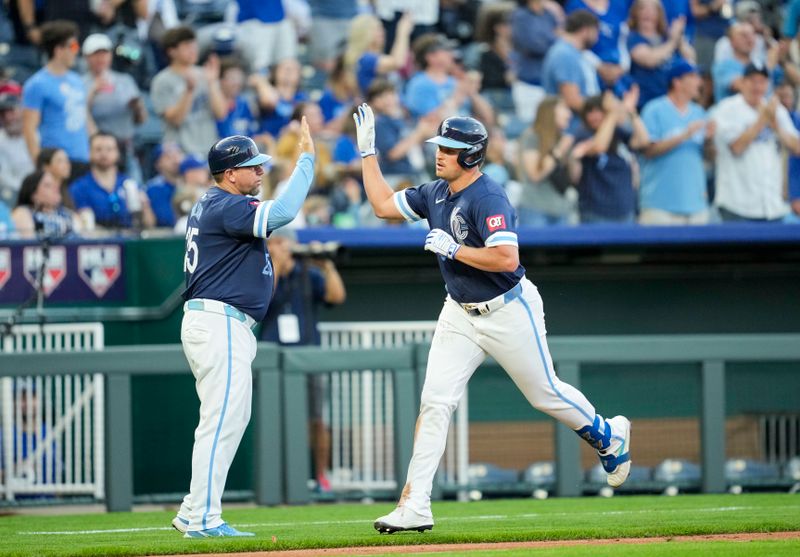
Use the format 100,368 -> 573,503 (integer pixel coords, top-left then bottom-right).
353,103 -> 376,157
425,228 -> 461,260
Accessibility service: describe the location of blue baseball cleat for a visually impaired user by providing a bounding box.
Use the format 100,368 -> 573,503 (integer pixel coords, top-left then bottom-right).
184,523 -> 255,538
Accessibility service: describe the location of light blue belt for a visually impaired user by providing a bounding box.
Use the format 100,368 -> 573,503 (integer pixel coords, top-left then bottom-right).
185,299 -> 253,327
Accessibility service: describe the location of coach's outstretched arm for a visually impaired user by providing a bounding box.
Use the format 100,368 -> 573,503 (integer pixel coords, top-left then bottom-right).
266,116 -> 317,231
354,103 -> 405,220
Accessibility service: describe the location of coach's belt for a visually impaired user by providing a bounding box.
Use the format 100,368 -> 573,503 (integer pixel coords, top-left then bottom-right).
459,281 -> 523,317
184,299 -> 257,329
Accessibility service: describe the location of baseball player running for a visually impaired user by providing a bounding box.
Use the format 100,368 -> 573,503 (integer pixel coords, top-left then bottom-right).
353,104 -> 631,534
172,122 -> 315,537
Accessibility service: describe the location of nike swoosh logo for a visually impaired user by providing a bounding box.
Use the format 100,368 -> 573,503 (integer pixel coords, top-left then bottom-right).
435,198 -> 446,204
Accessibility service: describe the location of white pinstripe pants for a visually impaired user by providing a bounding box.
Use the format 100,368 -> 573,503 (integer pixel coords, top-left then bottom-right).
401,277 -> 597,513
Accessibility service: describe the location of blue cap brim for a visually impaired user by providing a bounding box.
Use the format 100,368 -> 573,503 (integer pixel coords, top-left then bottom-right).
235,153 -> 272,167
426,136 -> 471,149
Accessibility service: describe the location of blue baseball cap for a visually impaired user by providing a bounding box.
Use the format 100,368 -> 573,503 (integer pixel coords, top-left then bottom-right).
180,155 -> 207,174
668,60 -> 699,83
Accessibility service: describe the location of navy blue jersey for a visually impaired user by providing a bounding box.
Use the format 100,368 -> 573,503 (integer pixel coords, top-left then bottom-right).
393,174 -> 525,303
182,187 -> 275,321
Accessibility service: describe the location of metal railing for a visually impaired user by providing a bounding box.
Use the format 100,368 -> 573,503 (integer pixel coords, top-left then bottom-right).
0,324 -> 105,501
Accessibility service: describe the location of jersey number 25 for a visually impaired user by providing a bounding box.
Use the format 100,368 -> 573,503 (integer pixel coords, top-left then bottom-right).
184,226 -> 199,273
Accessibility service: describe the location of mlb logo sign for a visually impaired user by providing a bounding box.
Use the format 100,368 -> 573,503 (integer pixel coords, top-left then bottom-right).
78,245 -> 121,298
486,214 -> 506,232
23,246 -> 67,296
0,248 -> 10,290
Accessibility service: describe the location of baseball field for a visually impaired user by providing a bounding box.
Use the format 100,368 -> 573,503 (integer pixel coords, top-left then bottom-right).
1,493 -> 798,556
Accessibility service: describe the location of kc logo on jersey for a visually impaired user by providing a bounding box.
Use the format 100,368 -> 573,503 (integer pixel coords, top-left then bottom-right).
0,248 -> 10,290
78,245 -> 121,297
23,246 -> 67,296
486,214 -> 506,232
449,207 -> 469,244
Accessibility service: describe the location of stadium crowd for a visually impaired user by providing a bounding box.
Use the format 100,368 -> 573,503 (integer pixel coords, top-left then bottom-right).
0,0 -> 799,239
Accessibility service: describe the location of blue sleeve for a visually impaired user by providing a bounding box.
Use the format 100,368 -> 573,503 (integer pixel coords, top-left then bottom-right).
222,194 -> 268,239
404,76 -> 440,118
784,0 -> 800,38
266,152 -> 316,231
627,32 -> 649,51
551,51 -> 583,87
475,194 -> 517,247
511,10 -> 556,56
392,183 -> 429,222
68,181 -> 90,210
22,77 -> 44,112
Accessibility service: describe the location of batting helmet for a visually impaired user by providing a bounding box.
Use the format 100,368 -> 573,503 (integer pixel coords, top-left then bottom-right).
207,135 -> 272,175
425,116 -> 488,169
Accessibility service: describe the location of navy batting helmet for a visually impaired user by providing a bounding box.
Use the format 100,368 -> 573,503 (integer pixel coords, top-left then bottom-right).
426,116 -> 488,169
207,135 -> 272,175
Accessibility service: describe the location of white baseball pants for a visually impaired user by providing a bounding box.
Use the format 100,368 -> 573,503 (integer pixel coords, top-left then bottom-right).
401,277 -> 598,514
178,304 -> 257,531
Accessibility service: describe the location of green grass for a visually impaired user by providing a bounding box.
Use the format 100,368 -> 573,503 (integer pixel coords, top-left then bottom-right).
0,494 -> 797,557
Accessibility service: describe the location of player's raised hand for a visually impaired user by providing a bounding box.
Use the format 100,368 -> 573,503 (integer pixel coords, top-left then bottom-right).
425,229 -> 461,260
353,103 -> 376,157
298,115 -> 315,156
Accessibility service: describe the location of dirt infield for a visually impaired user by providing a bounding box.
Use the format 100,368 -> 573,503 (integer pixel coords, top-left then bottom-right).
160,531 -> 800,557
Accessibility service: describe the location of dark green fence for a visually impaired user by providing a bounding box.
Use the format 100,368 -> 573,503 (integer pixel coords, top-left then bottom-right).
1,334 -> 799,511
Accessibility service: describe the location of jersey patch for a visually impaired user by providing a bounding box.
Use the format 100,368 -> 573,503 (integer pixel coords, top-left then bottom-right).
486,214 -> 506,232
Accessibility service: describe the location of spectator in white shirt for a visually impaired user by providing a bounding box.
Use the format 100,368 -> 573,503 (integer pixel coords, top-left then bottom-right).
711,63 -> 800,222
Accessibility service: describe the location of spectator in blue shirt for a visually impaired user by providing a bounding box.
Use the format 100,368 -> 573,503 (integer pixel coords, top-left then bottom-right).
21,20 -> 91,179
711,21 -> 746,102
145,143 -> 184,229
250,57 -> 308,139
627,0 -> 696,110
564,0 -> 629,92
317,56 -> 359,133
404,33 -> 495,124
69,132 -> 155,232
542,10 -> 601,114
216,58 -> 257,138
639,61 -> 713,224
368,79 -> 437,181
570,90 -> 649,224
510,0 -> 562,122
343,12 -> 413,95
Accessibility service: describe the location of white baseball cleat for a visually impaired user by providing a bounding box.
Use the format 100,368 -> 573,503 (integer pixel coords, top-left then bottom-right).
374,506 -> 434,534
171,516 -> 189,534
599,415 -> 631,488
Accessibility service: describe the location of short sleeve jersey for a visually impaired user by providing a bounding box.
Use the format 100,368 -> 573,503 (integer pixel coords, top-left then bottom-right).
393,175 -> 525,303
182,187 -> 275,321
